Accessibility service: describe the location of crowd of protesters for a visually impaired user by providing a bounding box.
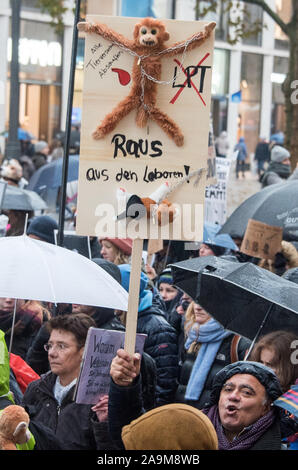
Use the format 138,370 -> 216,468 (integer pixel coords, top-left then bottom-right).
0,127 -> 297,451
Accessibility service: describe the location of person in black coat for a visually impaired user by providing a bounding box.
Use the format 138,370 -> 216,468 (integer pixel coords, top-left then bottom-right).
254,137 -> 270,177
22,313 -> 116,450
117,264 -> 179,406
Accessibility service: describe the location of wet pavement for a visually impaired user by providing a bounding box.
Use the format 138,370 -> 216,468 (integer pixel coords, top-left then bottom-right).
226,161 -> 262,218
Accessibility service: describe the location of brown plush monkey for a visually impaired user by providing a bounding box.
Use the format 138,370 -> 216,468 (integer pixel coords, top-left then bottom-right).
78,18 -> 216,146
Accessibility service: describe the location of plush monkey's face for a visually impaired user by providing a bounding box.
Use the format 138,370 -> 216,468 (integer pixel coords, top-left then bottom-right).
134,20 -> 170,48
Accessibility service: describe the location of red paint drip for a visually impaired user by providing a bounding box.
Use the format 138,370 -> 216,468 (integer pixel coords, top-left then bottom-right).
111,68 -> 131,86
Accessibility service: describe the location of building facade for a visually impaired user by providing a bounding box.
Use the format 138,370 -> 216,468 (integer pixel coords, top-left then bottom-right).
0,0 -> 290,161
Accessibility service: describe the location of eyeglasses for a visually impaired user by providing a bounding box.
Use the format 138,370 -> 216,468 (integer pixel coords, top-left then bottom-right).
44,342 -> 71,353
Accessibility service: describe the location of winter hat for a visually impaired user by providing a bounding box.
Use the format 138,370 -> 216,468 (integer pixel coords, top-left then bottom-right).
121,403 -> 218,450
34,141 -> 49,154
156,268 -> 174,288
92,258 -> 121,284
118,263 -> 153,312
270,145 -> 290,163
27,215 -> 58,244
209,361 -> 283,407
204,243 -> 226,257
101,238 -> 132,256
0,159 -> 23,182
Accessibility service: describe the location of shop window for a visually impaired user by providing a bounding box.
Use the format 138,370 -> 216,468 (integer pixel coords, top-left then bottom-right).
195,0 -> 229,41
238,52 -> 263,155
241,3 -> 263,47
21,0 -> 40,11
174,0 -> 228,40
275,0 -> 291,50
7,19 -> 63,84
211,48 -> 229,137
271,56 -> 288,134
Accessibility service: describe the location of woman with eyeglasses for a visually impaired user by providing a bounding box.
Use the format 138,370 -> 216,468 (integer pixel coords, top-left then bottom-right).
22,313 -> 117,450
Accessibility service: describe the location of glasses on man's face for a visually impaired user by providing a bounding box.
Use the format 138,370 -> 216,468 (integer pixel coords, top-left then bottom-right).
44,342 -> 71,353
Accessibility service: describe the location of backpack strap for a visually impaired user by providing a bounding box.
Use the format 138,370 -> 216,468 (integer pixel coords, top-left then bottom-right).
230,334 -> 241,363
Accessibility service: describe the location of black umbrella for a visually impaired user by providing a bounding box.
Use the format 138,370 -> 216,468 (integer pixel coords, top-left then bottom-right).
196,261 -> 298,357
218,180 -> 298,241
170,255 -> 238,300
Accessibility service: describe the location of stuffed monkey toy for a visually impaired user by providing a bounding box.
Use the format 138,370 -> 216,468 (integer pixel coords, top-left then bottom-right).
78,18 -> 216,146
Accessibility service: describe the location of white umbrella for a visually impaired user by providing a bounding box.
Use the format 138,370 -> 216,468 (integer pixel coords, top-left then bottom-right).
0,234 -> 128,310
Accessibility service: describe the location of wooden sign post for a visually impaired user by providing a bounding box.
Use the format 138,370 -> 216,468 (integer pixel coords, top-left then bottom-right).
124,238 -> 144,354
77,15 -> 215,356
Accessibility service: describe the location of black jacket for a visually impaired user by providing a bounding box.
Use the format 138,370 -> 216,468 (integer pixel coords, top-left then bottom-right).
175,334 -> 251,409
22,371 -> 115,450
254,142 -> 270,162
137,303 -> 179,406
108,376 -> 144,450
0,395 -> 63,450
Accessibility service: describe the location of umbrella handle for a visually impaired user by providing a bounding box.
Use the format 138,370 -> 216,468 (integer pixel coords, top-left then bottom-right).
244,303 -> 274,361
8,299 -> 17,357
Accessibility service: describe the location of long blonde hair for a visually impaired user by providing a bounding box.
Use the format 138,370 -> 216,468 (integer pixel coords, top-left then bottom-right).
184,301 -> 197,338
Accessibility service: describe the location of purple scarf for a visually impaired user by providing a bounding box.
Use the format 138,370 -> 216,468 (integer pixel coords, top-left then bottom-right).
204,405 -> 275,450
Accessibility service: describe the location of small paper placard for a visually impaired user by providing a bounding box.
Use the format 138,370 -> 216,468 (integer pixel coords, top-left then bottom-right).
75,327 -> 146,404
240,219 -> 283,259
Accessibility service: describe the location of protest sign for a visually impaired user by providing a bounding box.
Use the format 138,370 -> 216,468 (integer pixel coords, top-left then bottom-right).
240,219 -> 283,260
146,238 -> 164,266
204,157 -> 231,225
76,15 -> 215,242
75,328 -> 146,404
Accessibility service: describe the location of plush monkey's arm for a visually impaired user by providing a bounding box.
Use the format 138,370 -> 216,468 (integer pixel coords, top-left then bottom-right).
77,21 -> 135,49
161,21 -> 216,57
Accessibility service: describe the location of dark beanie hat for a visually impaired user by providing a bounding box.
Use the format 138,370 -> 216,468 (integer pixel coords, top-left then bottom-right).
92,258 -> 121,284
157,268 -> 174,288
205,243 -> 226,257
27,215 -> 58,244
209,361 -> 283,406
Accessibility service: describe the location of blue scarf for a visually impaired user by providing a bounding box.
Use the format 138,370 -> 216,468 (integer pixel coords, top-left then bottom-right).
185,319 -> 230,401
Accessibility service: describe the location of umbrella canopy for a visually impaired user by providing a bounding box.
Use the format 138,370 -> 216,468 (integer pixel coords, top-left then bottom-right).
0,235 -> 128,311
203,223 -> 239,251
196,260 -> 298,341
170,255 -> 237,300
1,185 -> 47,211
27,155 -> 79,193
218,180 -> 298,241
